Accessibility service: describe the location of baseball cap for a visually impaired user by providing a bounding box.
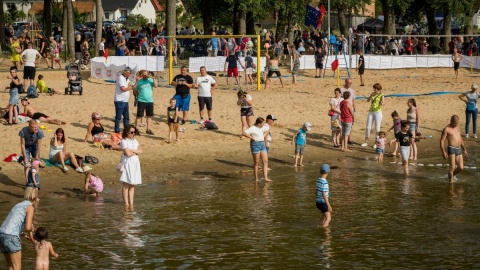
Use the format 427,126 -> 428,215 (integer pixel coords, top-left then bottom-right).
304,122 -> 312,131
472,83 -> 478,89
266,114 -> 277,120
91,112 -> 101,120
124,67 -> 132,73
320,163 -> 330,174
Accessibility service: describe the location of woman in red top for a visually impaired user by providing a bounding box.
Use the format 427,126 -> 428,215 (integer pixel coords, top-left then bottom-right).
340,91 -> 354,152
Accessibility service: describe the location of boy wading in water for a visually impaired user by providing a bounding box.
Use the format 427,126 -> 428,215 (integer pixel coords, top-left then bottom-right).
316,164 -> 332,227
440,115 -> 468,182
389,120 -> 413,175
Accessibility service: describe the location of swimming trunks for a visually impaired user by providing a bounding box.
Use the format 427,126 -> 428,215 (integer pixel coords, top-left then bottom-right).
448,146 -> 462,156
32,112 -> 48,120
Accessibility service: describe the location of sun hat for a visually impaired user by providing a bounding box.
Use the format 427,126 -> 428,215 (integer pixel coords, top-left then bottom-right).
320,163 -> 330,174
83,165 -> 93,172
472,83 -> 478,90
266,114 -> 277,120
91,112 -> 101,120
304,122 -> 312,131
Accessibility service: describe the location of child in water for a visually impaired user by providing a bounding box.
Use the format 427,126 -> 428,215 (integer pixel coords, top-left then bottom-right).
376,131 -> 386,163
388,111 -> 402,156
389,121 -> 413,175
291,122 -> 312,167
83,166 -> 104,196
316,164 -> 332,227
34,227 -> 58,270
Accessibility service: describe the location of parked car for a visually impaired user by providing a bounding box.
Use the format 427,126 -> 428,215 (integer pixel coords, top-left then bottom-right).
75,24 -> 94,32
85,21 -> 119,29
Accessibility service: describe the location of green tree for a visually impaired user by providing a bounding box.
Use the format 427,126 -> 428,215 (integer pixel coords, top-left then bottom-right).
378,0 -> 412,34
332,0 -> 372,36
126,14 -> 148,28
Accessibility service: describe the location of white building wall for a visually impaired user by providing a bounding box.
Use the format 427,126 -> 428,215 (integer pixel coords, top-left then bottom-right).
130,0 -> 156,23
474,11 -> 480,28
3,1 -> 36,19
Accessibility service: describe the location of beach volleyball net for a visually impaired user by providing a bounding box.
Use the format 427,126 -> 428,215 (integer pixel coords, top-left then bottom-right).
90,35 -> 263,89
169,35 -> 262,90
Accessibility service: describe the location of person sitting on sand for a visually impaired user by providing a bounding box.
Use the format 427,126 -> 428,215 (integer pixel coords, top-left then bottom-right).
36,74 -> 62,96
84,112 -> 121,150
20,98 -> 67,125
49,128 -> 83,173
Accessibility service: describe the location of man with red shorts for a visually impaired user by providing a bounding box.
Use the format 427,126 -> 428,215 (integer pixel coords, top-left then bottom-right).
223,51 -> 244,86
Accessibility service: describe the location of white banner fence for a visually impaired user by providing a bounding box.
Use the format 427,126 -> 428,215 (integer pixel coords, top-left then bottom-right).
295,54 -> 480,70
90,56 -> 165,81
188,57 -> 267,72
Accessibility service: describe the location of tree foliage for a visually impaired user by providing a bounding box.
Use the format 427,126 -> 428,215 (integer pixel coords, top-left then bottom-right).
127,14 -> 148,27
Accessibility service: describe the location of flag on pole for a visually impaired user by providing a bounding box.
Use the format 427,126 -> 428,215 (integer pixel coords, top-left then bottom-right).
304,5 -> 320,29
104,47 -> 109,62
331,59 -> 339,71
318,4 -> 326,29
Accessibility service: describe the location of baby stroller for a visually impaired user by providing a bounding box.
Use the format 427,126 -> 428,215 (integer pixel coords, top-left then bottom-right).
65,62 -> 83,95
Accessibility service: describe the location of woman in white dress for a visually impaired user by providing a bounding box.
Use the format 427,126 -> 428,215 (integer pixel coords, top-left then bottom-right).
120,125 -> 143,206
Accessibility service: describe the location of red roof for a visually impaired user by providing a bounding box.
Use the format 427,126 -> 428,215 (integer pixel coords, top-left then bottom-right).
150,0 -> 164,12
29,2 -> 95,15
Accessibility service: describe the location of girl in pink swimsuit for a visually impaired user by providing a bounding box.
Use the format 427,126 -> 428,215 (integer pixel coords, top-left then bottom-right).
83,166 -> 104,196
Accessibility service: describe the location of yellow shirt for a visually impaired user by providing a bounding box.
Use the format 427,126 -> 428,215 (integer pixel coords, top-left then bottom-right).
11,41 -> 20,61
36,80 -> 48,93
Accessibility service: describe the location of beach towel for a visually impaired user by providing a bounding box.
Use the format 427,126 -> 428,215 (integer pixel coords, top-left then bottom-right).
42,158 -> 71,167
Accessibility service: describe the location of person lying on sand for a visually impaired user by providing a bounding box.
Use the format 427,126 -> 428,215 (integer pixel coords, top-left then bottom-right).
20,98 -> 67,125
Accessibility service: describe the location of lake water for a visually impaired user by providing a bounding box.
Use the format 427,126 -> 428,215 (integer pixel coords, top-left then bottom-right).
2,157 -> 480,269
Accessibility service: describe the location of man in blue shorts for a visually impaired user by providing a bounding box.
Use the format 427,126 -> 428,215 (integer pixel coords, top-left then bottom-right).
171,66 -> 194,124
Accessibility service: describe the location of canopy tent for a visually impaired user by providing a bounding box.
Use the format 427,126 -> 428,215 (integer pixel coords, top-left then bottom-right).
357,18 -> 384,32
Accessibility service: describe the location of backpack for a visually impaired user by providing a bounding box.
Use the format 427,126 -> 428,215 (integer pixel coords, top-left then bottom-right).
27,85 -> 37,97
205,121 -> 218,130
17,83 -> 25,94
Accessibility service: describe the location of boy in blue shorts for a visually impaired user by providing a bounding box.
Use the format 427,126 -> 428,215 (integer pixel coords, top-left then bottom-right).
291,122 -> 311,166
316,163 -> 332,227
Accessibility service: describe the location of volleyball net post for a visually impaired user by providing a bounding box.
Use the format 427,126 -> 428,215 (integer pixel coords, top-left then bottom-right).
168,34 -> 262,91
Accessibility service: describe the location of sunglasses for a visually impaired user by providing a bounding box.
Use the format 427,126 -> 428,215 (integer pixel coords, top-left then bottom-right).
129,131 -> 136,134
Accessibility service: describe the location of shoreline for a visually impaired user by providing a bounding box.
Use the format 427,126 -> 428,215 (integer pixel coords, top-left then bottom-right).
1,67 -> 479,201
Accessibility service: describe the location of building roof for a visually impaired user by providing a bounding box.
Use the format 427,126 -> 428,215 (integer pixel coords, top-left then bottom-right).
151,0 -> 164,12
29,1 -> 95,15
102,0 -> 138,11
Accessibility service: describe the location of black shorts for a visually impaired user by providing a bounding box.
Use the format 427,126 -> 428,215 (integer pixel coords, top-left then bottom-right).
358,68 -> 365,75
23,66 -> 36,80
454,62 -> 460,70
315,63 -> 323,69
267,70 -> 281,77
137,101 -> 154,117
198,96 -> 212,111
98,50 -> 104,57
316,202 -> 328,213
32,112 -> 48,120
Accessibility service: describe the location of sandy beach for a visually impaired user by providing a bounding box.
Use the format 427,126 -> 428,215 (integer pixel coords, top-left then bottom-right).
1,64 -> 479,200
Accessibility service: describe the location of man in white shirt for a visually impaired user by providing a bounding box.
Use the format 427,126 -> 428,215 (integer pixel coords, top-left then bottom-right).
114,67 -> 134,133
20,42 -> 41,86
194,66 -> 217,122
340,78 -> 356,144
